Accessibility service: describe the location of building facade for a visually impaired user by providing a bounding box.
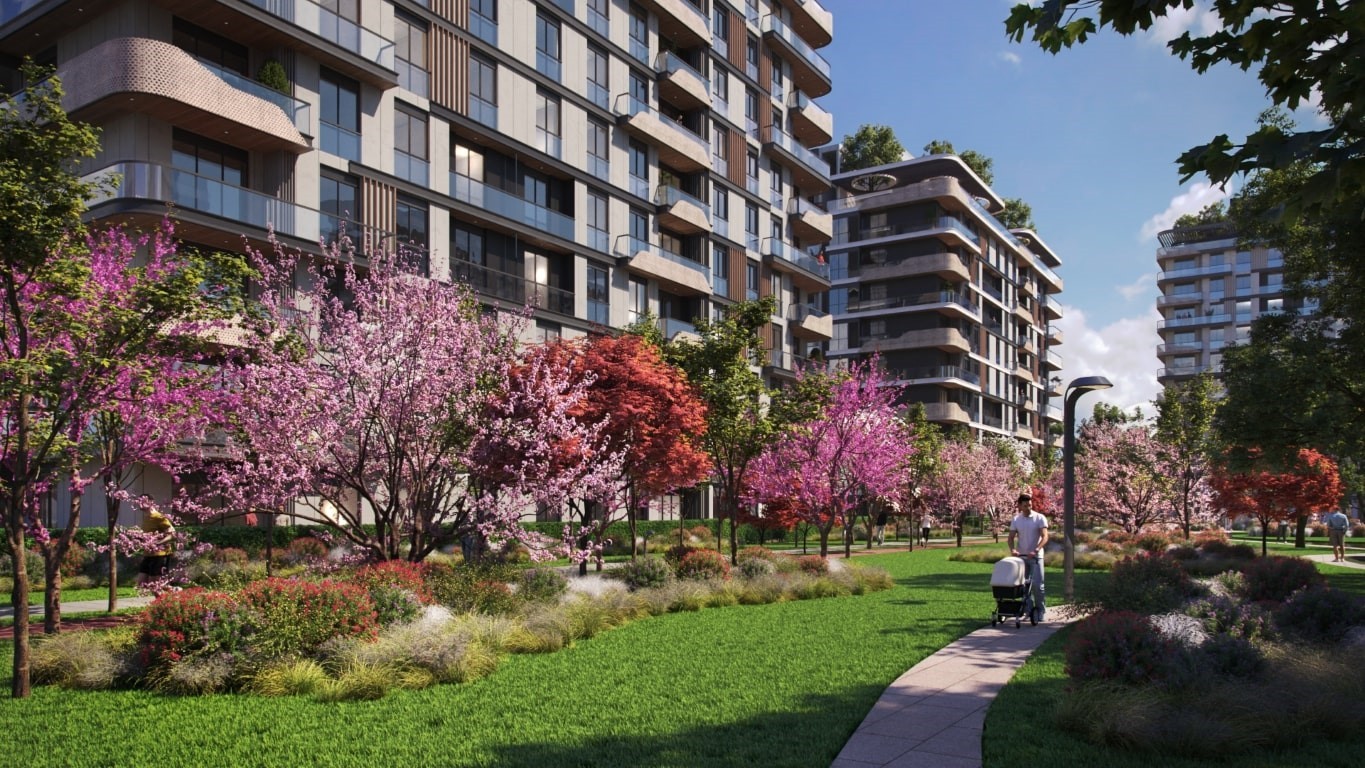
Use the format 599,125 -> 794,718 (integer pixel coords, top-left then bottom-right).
824,156 -> 1065,447
1,0 -> 836,525
1154,222 -> 1297,387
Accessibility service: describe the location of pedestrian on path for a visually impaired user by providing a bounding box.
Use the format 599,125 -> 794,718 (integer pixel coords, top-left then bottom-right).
1007,492 -> 1048,624
1325,509 -> 1350,562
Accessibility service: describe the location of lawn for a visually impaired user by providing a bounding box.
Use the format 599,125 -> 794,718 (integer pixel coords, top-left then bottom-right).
984,559 -> 1365,767
0,546 -> 1011,768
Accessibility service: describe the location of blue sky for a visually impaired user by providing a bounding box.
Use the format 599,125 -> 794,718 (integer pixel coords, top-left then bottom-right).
818,0 -> 1306,413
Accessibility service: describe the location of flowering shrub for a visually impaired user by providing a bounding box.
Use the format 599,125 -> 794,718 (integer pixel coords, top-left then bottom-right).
423,562 -> 522,614
676,549 -> 731,581
1101,530 -> 1135,545
663,545 -> 700,567
736,546 -> 777,565
1198,634 -> 1264,679
368,584 -> 424,627
796,555 -> 829,575
622,557 -> 674,591
1239,555 -> 1324,603
137,588 -> 256,667
1065,611 -> 1179,684
238,578 -> 378,658
1192,527 -> 1229,546
1274,586 -> 1365,643
283,536 -> 329,564
1183,595 -> 1275,641
518,568 -> 568,603
59,545 -> 94,579
351,560 -> 434,604
1100,553 -> 1200,614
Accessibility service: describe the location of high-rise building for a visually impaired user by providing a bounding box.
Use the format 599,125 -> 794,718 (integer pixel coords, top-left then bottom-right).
1,0 -> 836,523
825,155 -> 1064,446
1154,222 -> 1300,387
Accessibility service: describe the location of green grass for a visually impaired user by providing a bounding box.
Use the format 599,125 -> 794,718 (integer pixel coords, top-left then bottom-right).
985,557 -> 1365,767
0,547 -> 1023,767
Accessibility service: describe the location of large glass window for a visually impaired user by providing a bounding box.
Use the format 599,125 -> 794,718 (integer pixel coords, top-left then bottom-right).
394,105 -> 429,186
713,123 -> 729,175
628,139 -> 649,199
746,150 -> 759,193
744,87 -> 759,139
746,260 -> 759,300
629,207 -> 649,243
536,12 -> 562,81
712,66 -> 729,110
470,53 -> 498,126
587,118 -> 610,180
628,3 -> 649,63
171,129 -> 247,186
395,195 -> 429,274
712,185 -> 729,238
745,34 -> 759,78
744,202 -> 759,250
587,45 -> 610,108
587,189 -> 610,252
394,12 -> 429,97
319,68 -> 360,161
536,90 -> 561,158
712,244 -> 729,296
588,263 -> 610,325
470,0 -> 498,44
628,277 -> 648,324
319,171 -> 359,246
173,18 -> 248,75
588,0 -> 609,37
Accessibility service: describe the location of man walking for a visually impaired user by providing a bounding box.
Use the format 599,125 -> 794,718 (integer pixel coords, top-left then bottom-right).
1325,508 -> 1350,562
1007,492 -> 1049,624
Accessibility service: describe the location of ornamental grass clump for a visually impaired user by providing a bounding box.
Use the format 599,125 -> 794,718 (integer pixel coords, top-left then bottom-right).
247,658 -> 330,697
31,630 -> 133,690
344,622 -> 497,685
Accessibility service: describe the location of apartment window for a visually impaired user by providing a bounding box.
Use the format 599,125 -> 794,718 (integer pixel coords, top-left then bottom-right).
588,0 -> 609,37
769,163 -> 783,206
746,260 -> 759,300
1173,331 -> 1196,346
745,34 -> 759,79
588,118 -> 610,181
1265,297 -> 1284,313
587,189 -> 610,252
713,245 -> 729,296
713,8 -> 729,55
395,195 -> 430,274
536,90 -> 562,158
171,129 -> 247,207
534,319 -> 562,342
1262,272 -> 1284,289
470,53 -> 498,126
770,271 -> 780,300
319,171 -> 358,246
322,0 -> 358,21
1235,250 -> 1252,270
470,0 -> 498,44
628,139 -> 649,199
769,214 -> 782,242
713,123 -> 729,175
173,18 -> 248,75
712,185 -> 729,238
660,230 -> 683,257
536,11 -> 562,81
1235,274 -> 1251,291
744,87 -> 759,138
394,104 -> 429,186
319,68 -> 360,161
745,150 -> 759,193
628,3 -> 649,63
769,53 -> 784,100
1235,299 -> 1252,320
588,263 -> 610,325
529,250 -> 571,315
587,45 -> 610,109
626,277 -> 648,324
629,70 -> 649,103
712,66 -> 729,110
629,206 -> 649,243
745,202 -> 759,251
1171,281 -> 1198,295
394,12 -> 429,97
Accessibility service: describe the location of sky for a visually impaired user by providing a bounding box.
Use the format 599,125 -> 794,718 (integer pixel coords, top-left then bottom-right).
818,0 -> 1317,415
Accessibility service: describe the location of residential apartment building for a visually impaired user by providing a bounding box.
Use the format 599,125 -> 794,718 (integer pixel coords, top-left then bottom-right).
824,155 -> 1065,447
1154,222 -> 1298,387
0,0 -> 835,525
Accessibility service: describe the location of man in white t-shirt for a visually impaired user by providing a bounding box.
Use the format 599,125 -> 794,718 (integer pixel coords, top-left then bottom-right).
1007,492 -> 1049,624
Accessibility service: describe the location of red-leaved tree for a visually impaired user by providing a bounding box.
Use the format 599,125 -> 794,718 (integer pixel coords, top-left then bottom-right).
1210,447 -> 1343,555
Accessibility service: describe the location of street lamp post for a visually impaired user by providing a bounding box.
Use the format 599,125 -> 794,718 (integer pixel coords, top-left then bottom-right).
1063,375 -> 1113,601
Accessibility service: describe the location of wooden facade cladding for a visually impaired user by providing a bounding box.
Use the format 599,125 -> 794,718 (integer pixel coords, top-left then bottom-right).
430,25 -> 469,113
727,130 -> 747,187
759,53 -> 773,99
430,0 -> 469,24
362,176 -> 398,237
729,246 -> 746,302
727,10 -> 747,69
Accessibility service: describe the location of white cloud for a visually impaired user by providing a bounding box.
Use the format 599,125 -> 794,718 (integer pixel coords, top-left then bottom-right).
1117,272 -> 1156,301
1145,2 -> 1223,46
1139,181 -> 1230,242
999,50 -> 1022,67
1052,306 -> 1163,417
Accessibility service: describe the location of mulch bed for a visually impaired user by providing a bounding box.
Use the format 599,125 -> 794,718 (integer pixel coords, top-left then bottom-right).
0,614 -> 136,640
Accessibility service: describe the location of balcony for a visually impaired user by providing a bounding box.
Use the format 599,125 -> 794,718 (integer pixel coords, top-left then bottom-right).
846,217 -> 980,252
787,0 -> 833,48
615,235 -> 712,296
788,305 -> 833,341
1013,300 -> 1033,323
243,0 -> 396,85
1158,292 -> 1202,307
450,260 -> 572,316
787,197 -> 832,243
58,38 -> 310,154
1156,341 -> 1202,356
1014,365 -> 1037,384
1042,348 -> 1063,370
1043,295 -> 1062,320
637,0 -> 710,47
451,174 -> 575,243
655,52 -> 709,111
761,125 -> 831,193
1045,402 -> 1063,422
658,316 -> 701,342
857,327 -> 972,356
1159,312 -> 1232,329
614,94 -> 709,172
844,289 -> 978,319
922,401 -> 973,425
885,365 -> 981,388
655,185 -> 712,236
761,15 -> 831,97
762,238 -> 830,292
850,252 -> 971,284
788,90 -> 833,146
1046,325 -> 1063,346
1159,364 -> 1212,380
1156,262 -> 1233,282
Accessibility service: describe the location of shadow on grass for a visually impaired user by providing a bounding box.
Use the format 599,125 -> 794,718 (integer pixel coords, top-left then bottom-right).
481,684 -> 886,768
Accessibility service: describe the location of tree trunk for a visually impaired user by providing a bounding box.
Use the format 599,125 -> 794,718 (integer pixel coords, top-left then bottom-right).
1295,513 -> 1307,548
8,523 -> 32,698
818,527 -> 830,558
265,510 -> 275,576
844,524 -> 852,559
106,510 -> 118,612
627,493 -> 639,561
1261,518 -> 1269,557
42,554 -> 61,635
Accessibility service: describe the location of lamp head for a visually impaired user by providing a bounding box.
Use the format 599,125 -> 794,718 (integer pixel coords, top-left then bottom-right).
1066,375 -> 1113,393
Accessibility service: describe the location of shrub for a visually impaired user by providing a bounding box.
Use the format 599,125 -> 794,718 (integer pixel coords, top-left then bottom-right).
1100,553 -> 1201,615
621,556 -> 674,591
424,562 -> 522,614
210,547 -> 250,566
1135,533 -> 1170,554
1199,634 -> 1265,679
1351,522 -> 1365,538
1306,522 -> 1327,537
368,585 -> 424,627
189,560 -> 268,592
736,546 -> 776,565
1200,539 -> 1255,560
676,549 -> 731,581
1065,611 -> 1180,684
1101,530 -> 1135,545
795,555 -> 829,575
517,567 -> 568,603
1275,586 -> 1365,644
1073,550 -> 1117,571
1183,595 -> 1276,642
283,536 -> 329,564
1192,528 -> 1229,546
662,545 -> 700,567
737,557 -> 776,579
58,545 -> 94,579
735,573 -> 787,605
1168,545 -> 1199,561
31,631 -> 130,690
351,560 -> 434,604
238,578 -> 378,658
1239,555 -> 1325,603
0,548 -> 45,583
256,59 -> 290,93
137,588 -> 256,667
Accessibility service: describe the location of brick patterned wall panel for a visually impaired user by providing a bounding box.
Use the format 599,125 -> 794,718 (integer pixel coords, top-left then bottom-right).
58,37 -> 309,152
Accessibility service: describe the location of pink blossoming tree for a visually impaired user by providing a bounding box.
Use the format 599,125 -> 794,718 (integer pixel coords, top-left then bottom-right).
1075,421 -> 1178,534
924,440 -> 1018,546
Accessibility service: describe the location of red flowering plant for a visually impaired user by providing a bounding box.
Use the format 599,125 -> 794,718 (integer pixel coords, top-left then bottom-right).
795,554 -> 830,575
349,560 -> 435,604
136,588 -> 256,668
237,578 -> 378,658
676,549 -> 732,581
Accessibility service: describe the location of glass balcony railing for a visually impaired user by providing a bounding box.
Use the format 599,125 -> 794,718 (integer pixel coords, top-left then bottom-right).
850,217 -> 978,246
845,289 -> 978,315
469,96 -> 498,128
887,365 -> 981,386
615,236 -> 712,286
659,317 -> 698,339
244,0 -> 395,71
588,81 -> 610,109
762,237 -> 829,278
394,151 -> 429,187
470,11 -> 498,45
655,51 -> 709,95
655,185 -> 711,219
760,14 -> 831,80
197,59 -> 311,135
450,259 -> 524,305
588,299 -> 609,325
588,228 -> 610,253
629,36 -> 650,64
589,155 -> 610,182
451,174 -> 575,242
1160,312 -> 1232,329
396,60 -> 429,97
537,52 -> 562,82
1157,262 -> 1233,281
614,94 -> 709,159
761,125 -> 829,180
1,1 -> 43,26
1044,295 -> 1062,315
320,122 -> 360,161
589,8 -> 609,37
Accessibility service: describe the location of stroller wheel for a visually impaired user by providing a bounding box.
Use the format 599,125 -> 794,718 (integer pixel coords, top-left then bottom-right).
1030,616 -> 1037,626
1014,619 -> 1021,628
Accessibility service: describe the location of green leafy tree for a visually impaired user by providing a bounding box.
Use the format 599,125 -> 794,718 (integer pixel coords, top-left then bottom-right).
1172,201 -> 1226,229
998,197 -> 1035,230
1006,1 -> 1365,214
922,140 -> 995,186
840,124 -> 905,172
1154,372 -> 1221,538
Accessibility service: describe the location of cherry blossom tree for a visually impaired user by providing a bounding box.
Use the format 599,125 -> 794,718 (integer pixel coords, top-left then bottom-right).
1210,447 -> 1343,555
923,439 -> 1016,547
744,362 -> 915,558
1076,421 -> 1178,535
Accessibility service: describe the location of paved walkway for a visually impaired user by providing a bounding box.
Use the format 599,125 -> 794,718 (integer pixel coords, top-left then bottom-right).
0,596 -> 153,620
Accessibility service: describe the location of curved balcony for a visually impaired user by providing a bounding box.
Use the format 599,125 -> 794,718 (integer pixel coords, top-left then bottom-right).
788,90 -> 833,146
762,237 -> 830,292
242,0 -> 396,85
858,327 -> 972,355
655,185 -> 712,236
59,37 -> 310,153
843,217 -> 980,253
787,0 -> 834,48
885,365 -> 981,389
615,235 -> 712,296
1157,262 -> 1233,282
761,125 -> 831,193
850,252 -> 970,283
637,0 -> 710,47
655,52 -> 709,111
761,14 -> 831,97
844,289 -> 978,320
788,305 -> 833,341
614,94 -> 709,172
922,401 -> 973,425
1158,292 -> 1202,307
787,197 -> 832,243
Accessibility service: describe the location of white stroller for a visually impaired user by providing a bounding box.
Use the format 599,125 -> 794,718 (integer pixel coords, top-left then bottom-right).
990,556 -> 1036,628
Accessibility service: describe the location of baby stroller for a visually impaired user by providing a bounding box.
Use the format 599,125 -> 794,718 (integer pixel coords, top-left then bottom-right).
990,556 -> 1036,628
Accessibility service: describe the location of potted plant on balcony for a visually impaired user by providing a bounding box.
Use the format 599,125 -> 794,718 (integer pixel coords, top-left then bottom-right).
257,59 -> 289,94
